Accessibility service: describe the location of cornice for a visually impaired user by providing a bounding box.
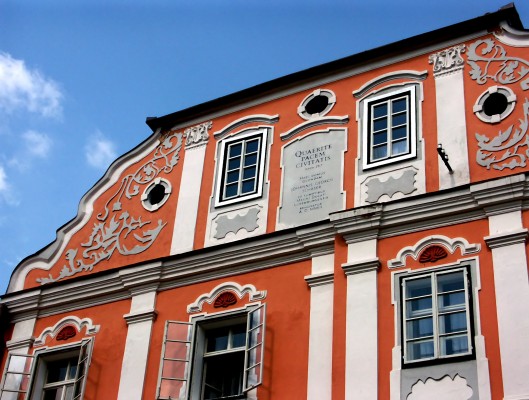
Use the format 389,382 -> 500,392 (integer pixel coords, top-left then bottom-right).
484,229 -> 528,249
7,338 -> 35,351
342,258 -> 381,276
123,308 -> 158,325
304,272 -> 334,287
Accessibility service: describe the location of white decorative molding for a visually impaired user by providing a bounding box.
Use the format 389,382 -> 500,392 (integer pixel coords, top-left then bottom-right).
280,116 -> 349,141
473,85 -> 517,124
352,70 -> 428,98
33,316 -> 100,347
297,88 -> 336,120
484,228 -> 528,249
429,45 -> 466,77
304,272 -> 334,287
123,309 -> 158,325
407,374 -> 473,400
342,258 -> 380,275
187,282 -> 267,313
388,235 -> 480,269
495,21 -> 529,48
213,114 -> 279,140
184,121 -> 212,149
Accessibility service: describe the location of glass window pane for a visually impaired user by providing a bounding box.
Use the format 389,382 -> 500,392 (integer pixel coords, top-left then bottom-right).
229,143 -> 242,157
244,153 -> 257,167
392,98 -> 407,113
437,271 -> 465,293
206,328 -> 229,352
392,140 -> 408,155
43,388 -> 63,400
392,126 -> 408,140
392,112 -> 407,126
373,118 -> 387,132
159,380 -> 187,400
228,157 -> 241,170
438,292 -> 466,311
225,184 -> 238,198
161,359 -> 187,380
406,317 -> 433,339
372,145 -> 387,160
406,297 -> 432,318
440,335 -> 469,356
405,277 -> 432,298
231,324 -> 247,349
439,311 -> 467,334
64,385 -> 74,400
241,180 -> 256,194
245,139 -> 259,153
68,363 -> 77,380
226,170 -> 239,184
373,131 -> 387,145
373,103 -> 387,118
243,166 -> 256,180
407,340 -> 434,361
46,359 -> 71,383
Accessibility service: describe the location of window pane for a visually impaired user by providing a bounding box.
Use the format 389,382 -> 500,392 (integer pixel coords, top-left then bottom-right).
373,103 -> 387,118
406,317 -> 433,339
440,335 -> 469,356
392,98 -> 407,113
438,292 -> 466,311
229,143 -> 242,157
373,131 -> 387,145
64,385 -> 74,400
392,112 -> 407,126
161,360 -> 187,380
244,153 -> 257,167
225,184 -> 238,199
226,170 -> 239,184
372,145 -> 387,160
160,380 -> 187,400
437,271 -> 465,293
241,180 -> 255,194
43,388 -> 63,400
68,364 -> 77,380
203,352 -> 245,399
245,139 -> 259,153
392,140 -> 408,155
407,340 -> 434,361
228,157 -> 241,170
439,311 -> 467,334
405,277 -> 432,298
243,166 -> 256,180
206,328 -> 229,352
392,126 -> 408,140
46,359 -> 72,383
373,118 -> 387,132
231,324 -> 247,349
406,297 -> 432,318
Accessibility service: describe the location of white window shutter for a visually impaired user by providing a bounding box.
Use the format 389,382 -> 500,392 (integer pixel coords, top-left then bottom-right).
244,303 -> 266,392
72,339 -> 93,400
157,321 -> 193,400
0,353 -> 35,399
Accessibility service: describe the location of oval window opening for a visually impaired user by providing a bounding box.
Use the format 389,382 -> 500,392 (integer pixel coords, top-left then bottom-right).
305,95 -> 329,115
147,183 -> 166,206
483,92 -> 508,117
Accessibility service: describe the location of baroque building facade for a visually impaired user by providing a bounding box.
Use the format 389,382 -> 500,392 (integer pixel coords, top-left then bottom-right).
2,4 -> 529,399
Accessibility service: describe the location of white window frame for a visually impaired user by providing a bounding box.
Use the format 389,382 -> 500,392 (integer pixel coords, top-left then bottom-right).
214,129 -> 268,207
401,267 -> 473,365
157,304 -> 266,400
362,86 -> 417,170
0,339 -> 93,400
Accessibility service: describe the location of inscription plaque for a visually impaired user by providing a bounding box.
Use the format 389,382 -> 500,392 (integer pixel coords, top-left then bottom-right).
278,129 -> 346,228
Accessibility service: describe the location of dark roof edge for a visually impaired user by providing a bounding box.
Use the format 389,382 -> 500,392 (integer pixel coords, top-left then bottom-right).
146,4 -> 524,132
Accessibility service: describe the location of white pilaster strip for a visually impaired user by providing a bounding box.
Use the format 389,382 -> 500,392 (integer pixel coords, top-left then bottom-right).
305,253 -> 334,400
117,290 -> 158,400
171,143 -> 207,255
343,238 -> 380,400
431,47 -> 470,189
484,211 -> 529,400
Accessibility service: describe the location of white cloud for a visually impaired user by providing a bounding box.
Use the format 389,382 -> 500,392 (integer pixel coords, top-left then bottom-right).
0,165 -> 19,206
22,130 -> 52,158
0,52 -> 63,118
85,132 -> 117,169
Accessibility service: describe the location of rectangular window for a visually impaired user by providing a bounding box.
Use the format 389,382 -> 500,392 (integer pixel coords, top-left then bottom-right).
0,341 -> 92,400
157,304 -> 266,400
216,130 -> 267,207
402,268 -> 472,364
362,86 -> 417,169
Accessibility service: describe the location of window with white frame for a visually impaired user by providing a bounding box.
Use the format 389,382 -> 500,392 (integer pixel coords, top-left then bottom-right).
402,268 -> 473,364
362,86 -> 417,169
215,130 -> 267,207
0,340 -> 92,400
157,304 -> 266,400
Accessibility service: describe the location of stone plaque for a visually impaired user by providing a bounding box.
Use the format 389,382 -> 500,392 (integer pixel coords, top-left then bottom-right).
278,129 -> 346,228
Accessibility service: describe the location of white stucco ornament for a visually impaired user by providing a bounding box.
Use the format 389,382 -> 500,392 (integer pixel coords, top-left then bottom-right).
407,375 -> 473,400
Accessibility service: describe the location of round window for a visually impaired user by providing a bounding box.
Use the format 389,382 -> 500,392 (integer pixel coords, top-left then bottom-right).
473,86 -> 516,124
141,178 -> 171,211
298,89 -> 336,120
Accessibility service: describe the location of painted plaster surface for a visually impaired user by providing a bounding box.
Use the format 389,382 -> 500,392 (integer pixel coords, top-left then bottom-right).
365,169 -> 416,203
278,129 -> 346,228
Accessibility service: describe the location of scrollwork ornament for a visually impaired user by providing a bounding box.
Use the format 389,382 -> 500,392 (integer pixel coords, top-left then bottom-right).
429,45 -> 466,76
467,38 -> 529,90
476,98 -> 529,170
185,121 -> 212,148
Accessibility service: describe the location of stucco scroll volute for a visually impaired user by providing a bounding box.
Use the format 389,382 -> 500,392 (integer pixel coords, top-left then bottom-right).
429,45 -> 466,77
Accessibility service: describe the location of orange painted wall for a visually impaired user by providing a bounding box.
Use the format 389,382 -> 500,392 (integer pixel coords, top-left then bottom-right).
142,260 -> 312,399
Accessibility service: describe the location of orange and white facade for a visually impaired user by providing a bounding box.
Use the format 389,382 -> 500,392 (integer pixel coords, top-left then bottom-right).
2,5 -> 529,399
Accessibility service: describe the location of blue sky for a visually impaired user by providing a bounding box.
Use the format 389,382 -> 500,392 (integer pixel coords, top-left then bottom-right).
1,0 -> 528,293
